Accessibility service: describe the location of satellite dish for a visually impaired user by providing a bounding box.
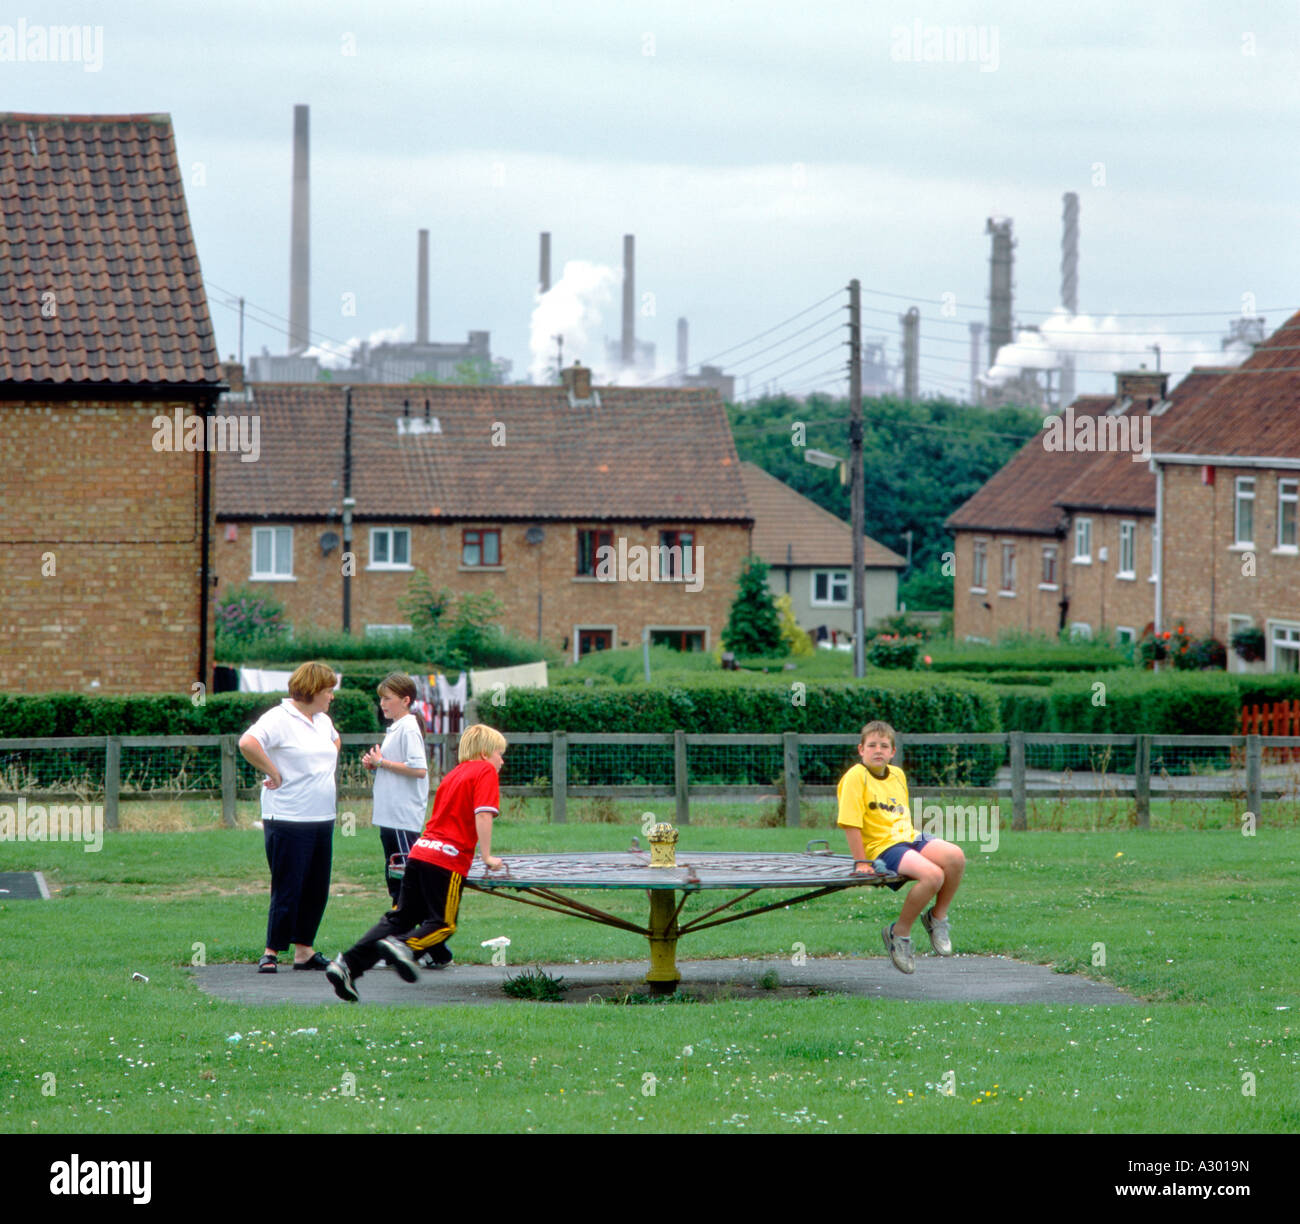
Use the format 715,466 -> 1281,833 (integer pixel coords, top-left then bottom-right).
525,526 -> 545,545
320,531 -> 340,555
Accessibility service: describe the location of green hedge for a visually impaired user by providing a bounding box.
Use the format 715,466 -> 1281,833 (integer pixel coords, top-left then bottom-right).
944,670 -> 1056,687
925,644 -> 1126,672
0,691 -> 380,737
487,677 -> 1002,787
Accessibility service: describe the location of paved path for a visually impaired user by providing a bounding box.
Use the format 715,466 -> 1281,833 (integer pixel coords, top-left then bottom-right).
194,954 -> 1138,1007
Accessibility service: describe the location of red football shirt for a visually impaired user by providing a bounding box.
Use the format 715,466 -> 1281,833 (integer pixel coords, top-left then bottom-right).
407,757 -> 499,875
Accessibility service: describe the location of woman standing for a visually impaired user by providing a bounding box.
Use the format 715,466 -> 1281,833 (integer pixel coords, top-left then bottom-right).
238,661 -> 340,972
363,673 -> 450,967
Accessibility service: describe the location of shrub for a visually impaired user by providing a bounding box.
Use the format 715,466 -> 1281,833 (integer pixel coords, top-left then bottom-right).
215,585 -> 288,648
1183,638 -> 1227,671
1231,626 -> 1266,663
867,634 -> 921,669
775,593 -> 814,657
722,557 -> 782,657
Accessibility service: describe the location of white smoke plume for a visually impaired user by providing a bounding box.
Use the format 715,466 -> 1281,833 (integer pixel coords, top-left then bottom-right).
305,325 -> 407,370
981,310 -> 1248,388
529,260 -> 618,384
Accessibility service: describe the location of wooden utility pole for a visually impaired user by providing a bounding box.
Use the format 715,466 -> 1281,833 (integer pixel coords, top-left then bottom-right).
849,279 -> 865,679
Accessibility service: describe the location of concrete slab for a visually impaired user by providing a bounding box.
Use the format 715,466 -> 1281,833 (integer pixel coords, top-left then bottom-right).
193,954 -> 1139,1008
0,871 -> 50,900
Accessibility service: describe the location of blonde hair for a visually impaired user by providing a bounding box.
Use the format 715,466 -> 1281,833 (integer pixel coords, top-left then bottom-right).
859,720 -> 897,750
458,723 -> 507,762
288,661 -> 337,701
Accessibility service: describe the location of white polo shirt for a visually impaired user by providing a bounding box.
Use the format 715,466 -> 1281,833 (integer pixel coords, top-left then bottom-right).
371,713 -> 430,832
246,699 -> 340,823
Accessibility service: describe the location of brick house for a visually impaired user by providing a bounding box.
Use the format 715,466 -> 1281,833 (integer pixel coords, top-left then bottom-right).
945,368 -> 1229,645
0,113 -> 224,694
738,462 -> 904,637
214,368 -> 753,659
1151,311 -> 1300,672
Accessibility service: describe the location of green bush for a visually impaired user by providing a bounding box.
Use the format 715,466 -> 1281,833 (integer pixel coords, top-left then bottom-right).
867,634 -> 921,669
925,643 -> 1125,672
215,585 -> 288,648
997,686 -> 1053,732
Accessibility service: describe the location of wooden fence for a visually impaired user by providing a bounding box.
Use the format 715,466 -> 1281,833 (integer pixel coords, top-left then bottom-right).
2,731 -> 1295,832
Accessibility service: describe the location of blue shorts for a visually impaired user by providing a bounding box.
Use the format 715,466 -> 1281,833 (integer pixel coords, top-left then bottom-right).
877,833 -> 935,889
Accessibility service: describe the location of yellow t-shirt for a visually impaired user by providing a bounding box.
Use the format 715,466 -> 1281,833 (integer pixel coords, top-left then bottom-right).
836,763 -> 915,860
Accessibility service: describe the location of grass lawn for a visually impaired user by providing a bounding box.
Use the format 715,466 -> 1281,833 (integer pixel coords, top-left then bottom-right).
1,808 -> 1297,1134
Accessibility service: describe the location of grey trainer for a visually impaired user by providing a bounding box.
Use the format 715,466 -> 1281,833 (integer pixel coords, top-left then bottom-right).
325,956 -> 359,1003
921,909 -> 953,956
882,923 -> 915,974
378,937 -> 420,983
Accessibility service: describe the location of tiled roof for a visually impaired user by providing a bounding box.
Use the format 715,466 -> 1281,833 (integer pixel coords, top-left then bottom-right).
0,112 -> 221,386
216,383 -> 751,521
1152,311 -> 1300,460
1053,368 -> 1232,514
739,462 -> 904,568
944,396 -> 1112,535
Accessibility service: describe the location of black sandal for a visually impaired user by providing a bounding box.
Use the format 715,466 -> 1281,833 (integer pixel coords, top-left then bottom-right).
258,954 -> 278,974
292,952 -> 330,971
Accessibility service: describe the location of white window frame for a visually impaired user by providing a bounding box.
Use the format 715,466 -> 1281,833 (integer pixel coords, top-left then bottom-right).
1115,626 -> 1136,647
1234,476 -> 1256,548
1277,479 -> 1298,552
971,538 -> 988,592
999,541 -> 1016,596
647,625 -> 711,652
1073,518 -> 1092,564
1039,545 -> 1058,590
573,624 -> 618,663
1068,621 -> 1093,641
364,623 -> 413,637
368,527 -> 412,571
1227,614 -> 1253,674
1267,620 -> 1300,674
1117,520 -> 1136,579
251,526 -> 294,580
811,569 -> 850,608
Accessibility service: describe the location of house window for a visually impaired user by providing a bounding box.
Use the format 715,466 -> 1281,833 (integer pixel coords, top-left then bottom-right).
1271,623 -> 1300,674
650,629 -> 707,652
252,526 -> 293,578
1041,546 -> 1058,588
577,628 -> 614,657
463,528 -> 501,567
812,570 -> 850,607
365,624 -> 413,637
1278,480 -> 1298,550
1115,627 -> 1135,647
659,530 -> 696,581
577,528 -> 615,577
1074,518 -> 1092,563
1118,521 -> 1136,578
1235,476 -> 1255,546
369,527 -> 411,569
999,542 -> 1016,593
971,539 -> 988,590
1069,622 -> 1093,641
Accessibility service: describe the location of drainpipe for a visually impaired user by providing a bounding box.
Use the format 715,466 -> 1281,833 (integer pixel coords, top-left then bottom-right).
1152,460 -> 1163,634
342,386 -> 354,634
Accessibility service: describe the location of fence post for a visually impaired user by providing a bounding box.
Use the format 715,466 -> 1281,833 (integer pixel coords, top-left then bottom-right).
1135,734 -> 1151,829
783,732 -> 800,827
674,730 -> 689,826
551,731 -> 566,824
1010,731 -> 1026,832
1246,734 -> 1262,820
104,736 -> 120,831
220,734 -> 237,828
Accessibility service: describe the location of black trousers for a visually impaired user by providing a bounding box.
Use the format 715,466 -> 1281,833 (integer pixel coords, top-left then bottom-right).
343,858 -> 462,978
263,819 -> 333,951
378,826 -> 417,904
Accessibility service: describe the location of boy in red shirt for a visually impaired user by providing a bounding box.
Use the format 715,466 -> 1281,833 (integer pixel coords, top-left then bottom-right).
326,724 -> 506,1002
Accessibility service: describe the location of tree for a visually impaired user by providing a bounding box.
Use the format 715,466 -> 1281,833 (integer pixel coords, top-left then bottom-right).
723,556 -> 783,657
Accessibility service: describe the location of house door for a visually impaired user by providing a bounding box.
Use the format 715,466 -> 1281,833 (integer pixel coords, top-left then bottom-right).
578,629 -> 613,656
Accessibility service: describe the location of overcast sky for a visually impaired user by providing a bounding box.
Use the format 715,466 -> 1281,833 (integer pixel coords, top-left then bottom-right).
10,0 -> 1299,398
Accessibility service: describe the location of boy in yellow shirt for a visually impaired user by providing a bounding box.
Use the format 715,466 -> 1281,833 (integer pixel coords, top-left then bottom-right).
837,720 -> 966,973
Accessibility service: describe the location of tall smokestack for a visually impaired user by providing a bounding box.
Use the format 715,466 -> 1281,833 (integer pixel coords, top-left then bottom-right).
288,104 -> 310,355
539,232 -> 551,295
621,234 -> 635,368
417,229 -> 429,346
900,307 -> 919,401
677,317 -> 688,376
969,321 -> 985,405
1060,192 -> 1079,407
986,216 -> 1014,368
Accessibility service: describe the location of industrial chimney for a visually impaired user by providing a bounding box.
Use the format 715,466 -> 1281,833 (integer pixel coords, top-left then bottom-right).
417,229 -> 429,346
677,317 -> 688,376
621,234 -> 635,369
985,216 -> 1014,369
539,232 -> 551,295
1059,192 -> 1079,407
900,307 -> 919,401
288,104 -> 310,355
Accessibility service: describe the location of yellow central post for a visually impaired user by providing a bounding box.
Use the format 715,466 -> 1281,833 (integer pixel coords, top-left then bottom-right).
646,888 -> 681,994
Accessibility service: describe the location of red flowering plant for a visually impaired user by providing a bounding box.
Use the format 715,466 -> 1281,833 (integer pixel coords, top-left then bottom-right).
1137,621 -> 1190,668
868,633 -> 922,669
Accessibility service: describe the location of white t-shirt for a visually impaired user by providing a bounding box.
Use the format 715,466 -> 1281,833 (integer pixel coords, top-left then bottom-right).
371,713 -> 430,832
246,699 -> 340,823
